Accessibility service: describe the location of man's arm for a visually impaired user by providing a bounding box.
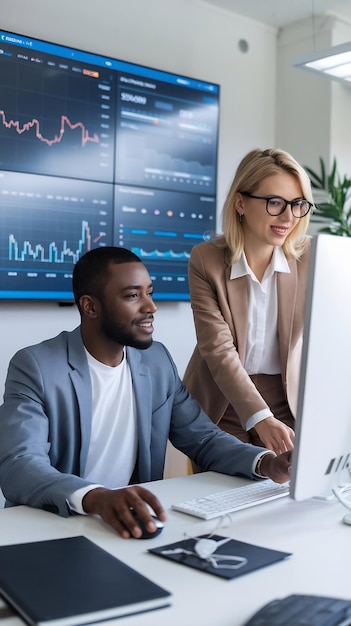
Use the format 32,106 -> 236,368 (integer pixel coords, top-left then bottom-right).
151,342 -> 292,482
0,346 -> 93,516
81,450 -> 291,539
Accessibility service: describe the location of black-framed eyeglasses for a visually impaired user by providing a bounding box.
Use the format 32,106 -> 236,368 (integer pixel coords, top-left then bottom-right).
240,193 -> 313,218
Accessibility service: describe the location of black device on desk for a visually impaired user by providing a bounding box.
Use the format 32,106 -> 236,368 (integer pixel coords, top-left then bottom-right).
129,508 -> 164,539
244,594 -> 351,626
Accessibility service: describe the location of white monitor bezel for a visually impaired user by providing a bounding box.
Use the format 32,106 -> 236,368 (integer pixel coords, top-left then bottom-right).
290,233 -> 351,500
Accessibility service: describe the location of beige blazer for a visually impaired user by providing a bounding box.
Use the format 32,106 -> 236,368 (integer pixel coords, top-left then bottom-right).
183,238 -> 311,429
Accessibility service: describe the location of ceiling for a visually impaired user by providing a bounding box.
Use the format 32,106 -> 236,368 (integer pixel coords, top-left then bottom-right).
201,0 -> 351,28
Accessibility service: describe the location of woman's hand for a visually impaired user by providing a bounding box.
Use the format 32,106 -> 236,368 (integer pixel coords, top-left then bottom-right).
254,416 -> 294,455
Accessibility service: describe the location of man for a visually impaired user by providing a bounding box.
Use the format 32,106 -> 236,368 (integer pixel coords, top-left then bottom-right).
0,247 -> 291,539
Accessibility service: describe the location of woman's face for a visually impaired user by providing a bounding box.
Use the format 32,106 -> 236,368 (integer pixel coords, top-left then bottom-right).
237,171 -> 303,252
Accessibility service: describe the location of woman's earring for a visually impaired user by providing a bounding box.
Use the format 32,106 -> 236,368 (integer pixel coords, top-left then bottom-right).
239,213 -> 243,223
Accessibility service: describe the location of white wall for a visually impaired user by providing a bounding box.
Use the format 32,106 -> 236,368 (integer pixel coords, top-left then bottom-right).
1,1 -> 351,489
0,0 -> 278,390
330,18 -> 351,176
276,16 -> 334,170
0,0 -> 278,484
1,2 -> 350,503
276,15 -> 351,174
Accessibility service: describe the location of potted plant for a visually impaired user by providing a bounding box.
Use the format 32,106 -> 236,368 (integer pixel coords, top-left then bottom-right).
304,157 -> 351,236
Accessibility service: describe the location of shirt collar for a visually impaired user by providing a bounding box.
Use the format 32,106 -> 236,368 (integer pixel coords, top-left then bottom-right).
230,246 -> 290,280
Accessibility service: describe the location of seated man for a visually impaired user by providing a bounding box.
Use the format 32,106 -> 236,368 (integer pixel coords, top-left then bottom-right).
0,247 -> 291,539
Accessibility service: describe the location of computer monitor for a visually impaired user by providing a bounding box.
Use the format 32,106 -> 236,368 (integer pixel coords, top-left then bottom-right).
290,233 -> 351,501
0,27 -> 220,302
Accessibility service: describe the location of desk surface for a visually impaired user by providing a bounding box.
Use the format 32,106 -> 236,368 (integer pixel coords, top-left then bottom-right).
0,472 -> 349,626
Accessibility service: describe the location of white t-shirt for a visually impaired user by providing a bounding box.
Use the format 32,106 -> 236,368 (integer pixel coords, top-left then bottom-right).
68,349 -> 138,513
84,349 -> 137,487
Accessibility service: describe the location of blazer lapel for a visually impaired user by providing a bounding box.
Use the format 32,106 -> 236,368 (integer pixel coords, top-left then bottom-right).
277,259 -> 297,370
224,249 -> 249,362
126,347 -> 152,482
67,328 -> 93,475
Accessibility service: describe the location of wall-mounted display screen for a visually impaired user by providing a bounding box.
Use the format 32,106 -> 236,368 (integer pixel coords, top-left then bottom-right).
0,28 -> 220,301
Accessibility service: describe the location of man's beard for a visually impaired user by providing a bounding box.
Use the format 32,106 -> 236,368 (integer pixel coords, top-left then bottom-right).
101,313 -> 153,350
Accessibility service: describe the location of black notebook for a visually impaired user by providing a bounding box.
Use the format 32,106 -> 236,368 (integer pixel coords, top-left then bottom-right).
0,535 -> 171,626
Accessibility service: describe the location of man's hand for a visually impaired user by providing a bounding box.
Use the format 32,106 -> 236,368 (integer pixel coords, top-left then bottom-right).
254,416 -> 294,455
258,450 -> 292,484
82,485 -> 167,539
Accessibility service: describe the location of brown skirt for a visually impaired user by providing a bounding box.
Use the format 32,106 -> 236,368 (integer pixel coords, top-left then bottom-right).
218,373 -> 294,446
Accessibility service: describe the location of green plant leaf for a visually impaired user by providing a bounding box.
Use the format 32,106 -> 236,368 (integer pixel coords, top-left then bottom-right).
305,157 -> 351,237
304,165 -> 324,189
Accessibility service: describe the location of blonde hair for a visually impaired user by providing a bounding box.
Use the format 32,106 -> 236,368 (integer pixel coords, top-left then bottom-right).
217,148 -> 313,262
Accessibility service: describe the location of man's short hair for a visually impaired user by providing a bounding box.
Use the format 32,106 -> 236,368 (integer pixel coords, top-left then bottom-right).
72,246 -> 142,309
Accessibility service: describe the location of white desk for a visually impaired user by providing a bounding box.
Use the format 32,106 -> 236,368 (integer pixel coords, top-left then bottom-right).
0,472 -> 349,626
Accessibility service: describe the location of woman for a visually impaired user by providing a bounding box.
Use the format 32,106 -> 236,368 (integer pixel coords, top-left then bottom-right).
183,148 -> 313,456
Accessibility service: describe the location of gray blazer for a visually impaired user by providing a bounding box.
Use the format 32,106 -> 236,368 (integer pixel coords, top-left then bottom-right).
0,327 -> 263,517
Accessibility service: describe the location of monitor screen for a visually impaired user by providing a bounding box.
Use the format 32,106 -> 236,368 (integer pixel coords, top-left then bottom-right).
0,28 -> 220,301
290,233 -> 351,501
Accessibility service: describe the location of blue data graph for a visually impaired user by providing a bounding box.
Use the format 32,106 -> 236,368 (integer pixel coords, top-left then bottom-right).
0,172 -> 113,299
115,185 -> 215,299
131,247 -> 191,261
0,27 -> 220,301
9,219 -> 95,265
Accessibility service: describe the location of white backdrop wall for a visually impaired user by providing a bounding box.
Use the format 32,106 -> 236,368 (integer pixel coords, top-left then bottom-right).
276,15 -> 351,176
2,1 -> 351,488
0,0 -> 278,398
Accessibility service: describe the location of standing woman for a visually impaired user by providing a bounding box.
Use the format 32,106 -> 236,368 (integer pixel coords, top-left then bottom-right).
183,148 -> 313,457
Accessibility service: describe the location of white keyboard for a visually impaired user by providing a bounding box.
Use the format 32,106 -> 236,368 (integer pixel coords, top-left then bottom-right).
171,479 -> 290,520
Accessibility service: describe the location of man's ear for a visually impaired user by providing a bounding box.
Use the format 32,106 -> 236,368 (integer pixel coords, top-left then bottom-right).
79,295 -> 98,318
